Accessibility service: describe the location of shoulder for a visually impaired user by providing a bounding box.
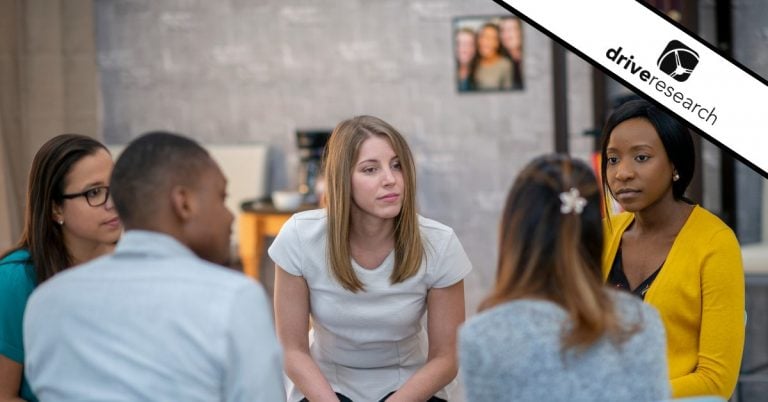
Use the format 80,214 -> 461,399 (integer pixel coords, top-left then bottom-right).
461,303 -> 512,337
269,209 -> 327,273
198,258 -> 261,286
688,206 -> 735,238
0,249 -> 35,308
271,209 -> 326,250
418,215 -> 455,238
209,266 -> 269,307
674,206 -> 740,258
418,215 -> 461,257
459,300 -> 568,375
47,252 -> 255,293
0,249 -> 31,267
690,205 -> 726,225
0,250 -> 34,363
461,300 -> 565,342
0,249 -> 35,289
419,215 -> 473,286
174,260 -> 271,326
292,208 -> 327,223
282,208 -> 327,236
145,254 -> 266,301
418,215 -> 461,249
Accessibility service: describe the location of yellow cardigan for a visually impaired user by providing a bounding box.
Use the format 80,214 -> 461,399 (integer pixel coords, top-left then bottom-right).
602,205 -> 745,398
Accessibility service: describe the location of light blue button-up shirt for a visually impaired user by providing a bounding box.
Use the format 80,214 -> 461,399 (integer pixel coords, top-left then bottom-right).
24,230 -> 284,402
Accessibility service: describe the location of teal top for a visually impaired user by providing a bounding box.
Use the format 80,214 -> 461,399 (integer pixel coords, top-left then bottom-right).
0,249 -> 38,402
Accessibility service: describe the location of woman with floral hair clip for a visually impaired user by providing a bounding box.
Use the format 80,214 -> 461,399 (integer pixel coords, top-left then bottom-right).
459,154 -> 669,402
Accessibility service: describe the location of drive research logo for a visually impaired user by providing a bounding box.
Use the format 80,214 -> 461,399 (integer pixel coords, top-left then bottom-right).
657,40 -> 699,82
605,45 -> 718,126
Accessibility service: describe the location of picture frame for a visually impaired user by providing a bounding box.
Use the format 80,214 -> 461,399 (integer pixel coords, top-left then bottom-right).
453,15 -> 525,93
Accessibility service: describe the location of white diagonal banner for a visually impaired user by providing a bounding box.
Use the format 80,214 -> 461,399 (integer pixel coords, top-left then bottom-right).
498,0 -> 768,177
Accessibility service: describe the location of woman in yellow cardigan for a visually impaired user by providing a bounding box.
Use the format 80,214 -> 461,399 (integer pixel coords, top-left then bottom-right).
599,99 -> 744,399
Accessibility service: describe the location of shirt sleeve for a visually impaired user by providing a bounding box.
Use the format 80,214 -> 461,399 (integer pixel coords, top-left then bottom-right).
223,282 -> 285,402
267,215 -> 303,276
0,260 -> 35,363
427,230 -> 473,288
670,227 -> 745,398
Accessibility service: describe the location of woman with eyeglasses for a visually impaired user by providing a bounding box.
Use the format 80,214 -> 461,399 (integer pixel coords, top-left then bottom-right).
0,134 -> 121,402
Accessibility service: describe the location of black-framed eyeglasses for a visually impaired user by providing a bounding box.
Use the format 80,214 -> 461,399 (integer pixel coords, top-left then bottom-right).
61,186 -> 111,207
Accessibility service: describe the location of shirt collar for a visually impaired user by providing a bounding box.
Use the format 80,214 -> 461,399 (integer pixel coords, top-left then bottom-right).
114,230 -> 198,260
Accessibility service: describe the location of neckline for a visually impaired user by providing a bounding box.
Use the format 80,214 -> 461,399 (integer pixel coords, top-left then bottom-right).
616,205 -> 699,299
351,250 -> 395,274
609,248 -> 664,300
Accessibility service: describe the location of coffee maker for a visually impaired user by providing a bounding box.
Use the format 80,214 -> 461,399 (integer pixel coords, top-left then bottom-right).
296,129 -> 331,204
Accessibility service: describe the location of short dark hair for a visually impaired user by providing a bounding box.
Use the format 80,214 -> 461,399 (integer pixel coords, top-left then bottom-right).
1,134 -> 107,283
600,99 -> 695,201
111,131 -> 212,228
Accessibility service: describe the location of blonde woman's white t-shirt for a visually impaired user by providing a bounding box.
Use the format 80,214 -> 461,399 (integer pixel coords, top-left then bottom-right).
268,209 -> 472,402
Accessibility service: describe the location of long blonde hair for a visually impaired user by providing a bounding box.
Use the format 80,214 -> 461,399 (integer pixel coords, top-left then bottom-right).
480,154 -> 634,351
324,115 -> 423,292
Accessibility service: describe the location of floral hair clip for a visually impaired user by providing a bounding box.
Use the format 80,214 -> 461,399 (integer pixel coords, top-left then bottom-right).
559,187 -> 587,215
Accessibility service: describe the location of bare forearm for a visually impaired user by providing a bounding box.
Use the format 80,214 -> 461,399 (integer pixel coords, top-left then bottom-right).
386,355 -> 457,402
0,357 -> 24,402
284,349 -> 339,402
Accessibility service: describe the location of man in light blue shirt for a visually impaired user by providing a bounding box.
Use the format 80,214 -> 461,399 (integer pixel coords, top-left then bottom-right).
23,132 -> 284,401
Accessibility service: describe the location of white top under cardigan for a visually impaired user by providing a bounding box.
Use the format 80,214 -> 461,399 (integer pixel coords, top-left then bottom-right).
269,209 -> 473,402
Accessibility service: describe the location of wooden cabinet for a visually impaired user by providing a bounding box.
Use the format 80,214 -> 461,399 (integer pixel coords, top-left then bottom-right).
238,201 -> 315,279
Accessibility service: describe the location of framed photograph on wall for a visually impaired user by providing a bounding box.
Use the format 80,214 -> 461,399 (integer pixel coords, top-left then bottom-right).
453,15 -> 524,93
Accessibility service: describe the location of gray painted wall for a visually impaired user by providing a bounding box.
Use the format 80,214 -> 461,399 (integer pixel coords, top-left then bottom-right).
93,0 -> 594,314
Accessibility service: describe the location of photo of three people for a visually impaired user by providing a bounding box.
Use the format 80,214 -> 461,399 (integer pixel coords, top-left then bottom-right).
454,16 -> 524,93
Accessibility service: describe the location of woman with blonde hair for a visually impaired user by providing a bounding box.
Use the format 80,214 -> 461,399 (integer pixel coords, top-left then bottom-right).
0,134 -> 121,401
270,115 -> 472,402
460,154 -> 669,402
